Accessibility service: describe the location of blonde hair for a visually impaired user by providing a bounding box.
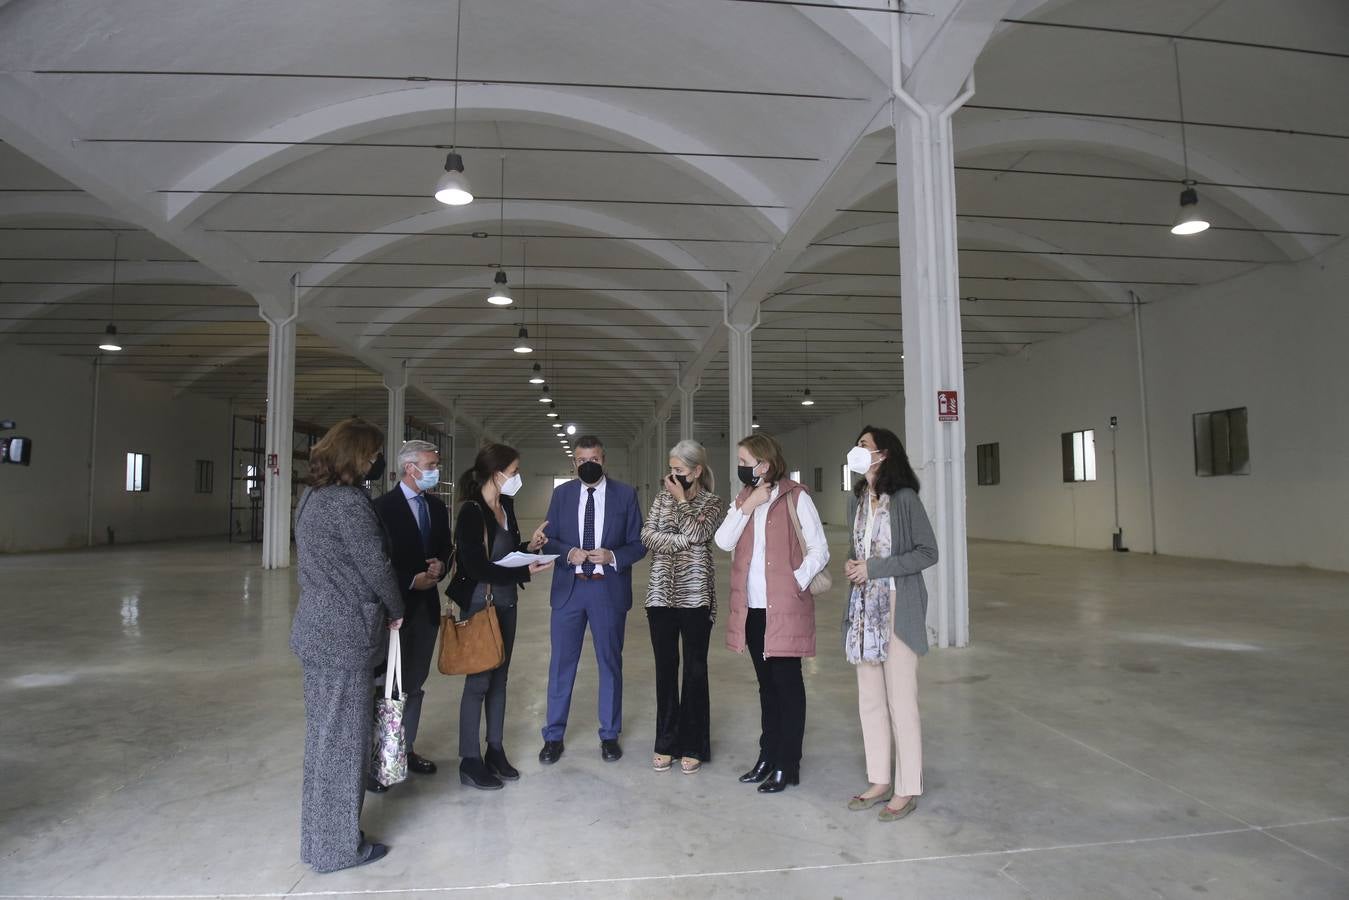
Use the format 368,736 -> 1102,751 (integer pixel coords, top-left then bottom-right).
308,418 -> 384,487
669,439 -> 714,492
736,432 -> 787,485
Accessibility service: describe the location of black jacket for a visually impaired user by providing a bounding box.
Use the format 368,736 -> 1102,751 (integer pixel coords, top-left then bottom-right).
447,497 -> 531,608
371,485 -> 453,626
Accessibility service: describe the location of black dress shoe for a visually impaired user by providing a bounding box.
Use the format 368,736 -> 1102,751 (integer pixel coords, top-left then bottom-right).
738,755 -> 772,784
459,757 -> 504,791
365,775 -> 389,794
756,770 -> 800,794
354,842 -> 389,867
485,745 -> 520,780
538,740 -> 565,765
408,752 -> 437,775
601,739 -> 623,762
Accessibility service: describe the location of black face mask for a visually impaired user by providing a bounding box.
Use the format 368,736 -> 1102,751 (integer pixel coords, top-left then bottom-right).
737,464 -> 761,487
673,473 -> 694,490
577,460 -> 604,485
366,453 -> 386,484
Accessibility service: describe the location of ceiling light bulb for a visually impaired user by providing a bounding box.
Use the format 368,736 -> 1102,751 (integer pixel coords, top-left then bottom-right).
566,424 -> 577,435
801,388 -> 814,407
752,416 -> 760,429
513,325 -> 533,354
552,422 -> 562,429
1171,186 -> 1210,236
547,411 -> 559,418
434,152 -> 473,206
98,323 -> 122,352
528,363 -> 545,385
488,269 -> 513,306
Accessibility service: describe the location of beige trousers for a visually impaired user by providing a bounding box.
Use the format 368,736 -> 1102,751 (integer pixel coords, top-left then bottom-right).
855,590 -> 923,796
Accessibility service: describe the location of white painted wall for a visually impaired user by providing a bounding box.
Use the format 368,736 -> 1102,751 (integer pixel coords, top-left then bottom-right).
769,238 -> 1349,572
0,347 -> 232,552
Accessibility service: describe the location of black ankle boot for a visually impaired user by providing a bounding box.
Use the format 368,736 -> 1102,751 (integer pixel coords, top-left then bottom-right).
459,757 -> 504,791
756,769 -> 799,794
738,755 -> 772,784
484,744 -> 519,781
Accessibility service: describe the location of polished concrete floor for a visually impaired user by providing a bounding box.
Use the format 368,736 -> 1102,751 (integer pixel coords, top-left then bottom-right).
1,535 -> 1347,899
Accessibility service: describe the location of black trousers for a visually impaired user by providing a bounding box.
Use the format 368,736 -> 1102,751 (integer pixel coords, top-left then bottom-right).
744,608 -> 806,778
459,603 -> 519,759
399,592 -> 440,752
647,606 -> 713,761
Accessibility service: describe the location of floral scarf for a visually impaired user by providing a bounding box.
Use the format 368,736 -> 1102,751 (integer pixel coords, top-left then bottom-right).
844,492 -> 893,664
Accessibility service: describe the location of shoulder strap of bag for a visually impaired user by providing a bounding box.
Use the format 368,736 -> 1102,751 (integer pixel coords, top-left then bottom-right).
478,500 -> 495,604
783,488 -> 810,558
384,629 -> 402,700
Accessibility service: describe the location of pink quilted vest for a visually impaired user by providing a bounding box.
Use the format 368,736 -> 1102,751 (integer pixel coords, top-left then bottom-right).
724,479 -> 816,659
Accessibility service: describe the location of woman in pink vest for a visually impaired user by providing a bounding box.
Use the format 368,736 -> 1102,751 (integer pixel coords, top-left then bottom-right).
714,433 -> 830,793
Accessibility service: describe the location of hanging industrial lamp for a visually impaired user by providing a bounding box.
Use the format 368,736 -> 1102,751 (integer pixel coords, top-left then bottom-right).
539,384 -> 553,403
752,415 -> 760,429
513,325 -> 533,354
98,233 -> 123,352
1168,44 -> 1209,236
488,269 -> 512,305
800,388 -> 815,407
800,331 -> 814,405
486,158 -> 513,302
433,1 -> 473,206
529,362 -> 545,384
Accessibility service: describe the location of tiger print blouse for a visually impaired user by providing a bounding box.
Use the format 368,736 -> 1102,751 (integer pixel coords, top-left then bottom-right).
641,488 -> 726,621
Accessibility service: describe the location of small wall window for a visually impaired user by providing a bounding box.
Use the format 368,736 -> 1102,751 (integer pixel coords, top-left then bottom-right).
126,452 -> 150,492
553,476 -> 571,490
813,467 -> 823,493
789,469 -> 802,484
194,459 -> 214,494
1061,430 -> 1096,483
977,442 -> 1000,486
1194,407 -> 1250,477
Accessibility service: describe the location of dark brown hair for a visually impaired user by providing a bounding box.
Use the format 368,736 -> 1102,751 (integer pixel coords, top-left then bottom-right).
308,418 -> 384,488
736,432 -> 787,485
458,442 -> 520,503
853,424 -> 921,498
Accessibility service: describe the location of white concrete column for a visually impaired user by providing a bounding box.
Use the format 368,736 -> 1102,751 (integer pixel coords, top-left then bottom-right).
383,365 -> 407,493
891,55 -> 975,647
678,383 -> 697,442
727,323 -> 755,482
654,414 -> 669,482
259,282 -> 298,570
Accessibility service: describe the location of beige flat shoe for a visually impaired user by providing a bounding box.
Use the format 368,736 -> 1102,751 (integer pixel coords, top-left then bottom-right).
679,757 -> 702,774
878,796 -> 917,822
847,788 -> 893,811
652,753 -> 673,772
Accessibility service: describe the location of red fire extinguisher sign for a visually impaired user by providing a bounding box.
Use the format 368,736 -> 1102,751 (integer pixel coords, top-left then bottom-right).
938,390 -> 959,422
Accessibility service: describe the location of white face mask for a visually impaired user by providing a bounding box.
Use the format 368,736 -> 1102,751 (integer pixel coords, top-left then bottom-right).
498,472 -> 523,497
847,445 -> 881,475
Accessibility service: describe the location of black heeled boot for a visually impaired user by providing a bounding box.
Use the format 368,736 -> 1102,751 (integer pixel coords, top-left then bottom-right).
738,755 -> 773,784
459,757 -> 504,791
756,769 -> 800,794
485,744 -> 520,781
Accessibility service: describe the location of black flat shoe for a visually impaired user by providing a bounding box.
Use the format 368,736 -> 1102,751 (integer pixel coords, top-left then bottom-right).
539,740 -> 565,765
485,745 -> 520,780
756,770 -> 799,793
356,842 -> 389,867
407,752 -> 437,775
601,739 -> 623,762
459,757 -> 504,791
738,756 -> 772,784
365,775 -> 389,794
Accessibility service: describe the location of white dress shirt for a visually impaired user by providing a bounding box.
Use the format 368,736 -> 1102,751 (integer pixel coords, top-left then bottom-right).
574,477 -> 618,574
714,485 -> 830,608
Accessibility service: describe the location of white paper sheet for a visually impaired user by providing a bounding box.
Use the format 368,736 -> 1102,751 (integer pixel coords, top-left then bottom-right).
495,551 -> 559,568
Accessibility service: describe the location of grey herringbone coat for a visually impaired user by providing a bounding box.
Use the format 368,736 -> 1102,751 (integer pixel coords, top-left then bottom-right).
290,485 -> 405,670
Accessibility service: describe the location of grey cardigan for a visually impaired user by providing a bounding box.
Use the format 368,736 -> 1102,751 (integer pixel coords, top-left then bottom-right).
845,487 -> 939,656
290,485 -> 405,671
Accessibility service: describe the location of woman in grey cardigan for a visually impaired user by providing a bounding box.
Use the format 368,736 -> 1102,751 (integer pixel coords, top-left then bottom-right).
290,418 -> 404,872
841,425 -> 938,823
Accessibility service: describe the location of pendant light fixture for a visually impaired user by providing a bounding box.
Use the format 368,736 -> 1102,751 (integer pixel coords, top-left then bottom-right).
513,325 -> 533,354
486,158 -> 513,304
539,384 -> 553,403
512,241 -> 533,352
433,0 -> 474,206
752,415 -> 760,429
800,331 -> 814,406
529,363 -> 545,384
1169,43 -> 1209,236
98,233 -> 123,352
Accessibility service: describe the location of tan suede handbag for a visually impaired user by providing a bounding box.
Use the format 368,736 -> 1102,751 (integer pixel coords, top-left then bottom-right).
436,506 -> 505,676
785,491 -> 832,595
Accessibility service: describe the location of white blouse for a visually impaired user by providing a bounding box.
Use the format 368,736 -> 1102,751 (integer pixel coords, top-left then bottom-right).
714,485 -> 830,609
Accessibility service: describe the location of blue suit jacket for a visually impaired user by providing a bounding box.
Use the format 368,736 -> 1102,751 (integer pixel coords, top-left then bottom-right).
542,477 -> 646,610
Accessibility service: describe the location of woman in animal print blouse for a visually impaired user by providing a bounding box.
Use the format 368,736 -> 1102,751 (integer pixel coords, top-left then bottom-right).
640,439 -> 726,774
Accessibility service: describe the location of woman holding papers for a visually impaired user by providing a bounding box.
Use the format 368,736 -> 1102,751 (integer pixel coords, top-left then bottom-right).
450,443 -> 553,790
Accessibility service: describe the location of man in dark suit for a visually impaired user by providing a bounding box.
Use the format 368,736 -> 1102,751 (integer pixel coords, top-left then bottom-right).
371,439 -> 453,788
535,435 -> 646,764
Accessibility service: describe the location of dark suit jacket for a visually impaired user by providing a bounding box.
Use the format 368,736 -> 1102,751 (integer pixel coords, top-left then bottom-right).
447,496 -> 532,608
542,477 -> 646,610
372,484 -> 453,627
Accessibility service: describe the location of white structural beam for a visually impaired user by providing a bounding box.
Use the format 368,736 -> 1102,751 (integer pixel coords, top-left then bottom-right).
260,280 -> 299,570
678,382 -> 697,443
384,364 -> 408,495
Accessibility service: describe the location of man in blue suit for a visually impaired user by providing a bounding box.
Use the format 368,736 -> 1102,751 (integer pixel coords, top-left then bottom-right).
534,435 -> 646,764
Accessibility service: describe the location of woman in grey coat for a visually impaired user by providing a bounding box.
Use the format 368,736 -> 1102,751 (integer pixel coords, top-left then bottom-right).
290,418 -> 404,872
841,425 -> 938,823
